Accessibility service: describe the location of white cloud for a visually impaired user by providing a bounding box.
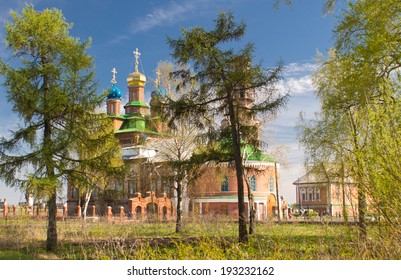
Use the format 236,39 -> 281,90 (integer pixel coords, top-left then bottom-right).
132,1 -> 197,34
285,62 -> 318,75
284,76 -> 315,95
275,62 -> 318,96
265,62 -> 320,203
106,0 -> 217,46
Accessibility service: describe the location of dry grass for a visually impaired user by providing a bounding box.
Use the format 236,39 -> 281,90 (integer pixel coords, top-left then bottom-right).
0,216 -> 400,260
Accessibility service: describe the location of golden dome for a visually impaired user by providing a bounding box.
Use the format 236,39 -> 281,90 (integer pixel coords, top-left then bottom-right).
127,71 -> 146,87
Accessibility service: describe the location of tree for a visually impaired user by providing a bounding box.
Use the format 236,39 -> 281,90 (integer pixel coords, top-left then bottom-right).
273,0 -> 338,14
0,5 -> 122,251
167,12 -> 288,243
69,115 -> 125,222
298,0 -> 401,238
148,61 -> 207,233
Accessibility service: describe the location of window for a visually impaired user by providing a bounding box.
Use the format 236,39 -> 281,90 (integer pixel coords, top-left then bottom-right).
308,188 -> 313,201
301,188 -> 306,201
269,177 -> 275,192
72,188 -> 78,199
250,175 -> 257,192
128,180 -> 136,196
221,176 -> 229,192
314,188 -> 320,201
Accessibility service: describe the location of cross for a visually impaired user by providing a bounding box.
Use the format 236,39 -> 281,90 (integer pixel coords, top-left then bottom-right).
133,48 -> 141,72
111,67 -> 117,84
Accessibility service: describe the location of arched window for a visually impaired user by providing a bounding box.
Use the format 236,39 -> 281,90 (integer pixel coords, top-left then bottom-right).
308,188 -> 313,201
250,175 -> 257,192
300,188 -> 306,201
269,177 -> 275,192
221,176 -> 229,192
314,188 -> 320,201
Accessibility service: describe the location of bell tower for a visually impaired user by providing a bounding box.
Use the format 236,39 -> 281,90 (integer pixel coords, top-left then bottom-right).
125,48 -> 149,115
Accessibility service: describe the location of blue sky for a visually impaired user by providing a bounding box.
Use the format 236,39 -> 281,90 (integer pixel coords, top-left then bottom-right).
0,0 -> 339,204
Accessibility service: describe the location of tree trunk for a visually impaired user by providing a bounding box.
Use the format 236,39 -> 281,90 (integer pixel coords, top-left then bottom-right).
227,92 -> 248,243
176,180 -> 182,233
243,170 -> 255,235
46,191 -> 57,251
81,190 -> 92,231
358,186 -> 367,239
43,78 -> 57,251
274,162 -> 280,222
348,109 -> 367,239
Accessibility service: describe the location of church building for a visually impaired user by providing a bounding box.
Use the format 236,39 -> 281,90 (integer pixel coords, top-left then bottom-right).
67,49 -> 280,221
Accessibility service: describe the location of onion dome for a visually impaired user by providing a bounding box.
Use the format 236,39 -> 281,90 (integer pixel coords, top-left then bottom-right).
127,71 -> 146,87
151,85 -> 167,98
108,67 -> 122,99
108,83 -> 122,99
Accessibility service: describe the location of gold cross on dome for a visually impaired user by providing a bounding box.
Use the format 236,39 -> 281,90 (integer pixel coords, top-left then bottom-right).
111,67 -> 117,84
133,48 -> 141,72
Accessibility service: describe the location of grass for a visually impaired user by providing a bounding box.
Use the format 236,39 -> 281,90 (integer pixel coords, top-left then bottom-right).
0,216 -> 400,260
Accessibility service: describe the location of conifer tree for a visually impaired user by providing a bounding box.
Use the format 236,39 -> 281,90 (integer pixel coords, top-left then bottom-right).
0,5 -> 123,251
167,12 -> 288,243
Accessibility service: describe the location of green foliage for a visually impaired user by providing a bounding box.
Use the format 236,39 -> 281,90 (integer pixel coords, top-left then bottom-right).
167,11 -> 288,242
298,0 -> 401,236
273,0 -> 338,14
1,218 -> 400,260
0,4 -> 123,250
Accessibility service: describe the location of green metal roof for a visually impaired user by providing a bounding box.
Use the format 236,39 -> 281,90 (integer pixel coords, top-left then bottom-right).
244,145 -> 275,162
124,101 -> 149,108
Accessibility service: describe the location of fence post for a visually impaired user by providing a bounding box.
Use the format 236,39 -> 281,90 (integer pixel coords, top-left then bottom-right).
25,205 -> 29,216
92,205 -> 96,217
120,206 -> 124,221
3,202 -> 8,217
13,205 -> 17,216
107,206 -> 112,222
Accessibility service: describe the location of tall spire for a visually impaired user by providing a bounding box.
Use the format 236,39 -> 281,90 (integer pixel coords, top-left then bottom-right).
133,48 -> 141,72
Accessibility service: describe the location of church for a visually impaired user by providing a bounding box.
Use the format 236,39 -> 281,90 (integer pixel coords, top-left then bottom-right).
67,49 -> 280,221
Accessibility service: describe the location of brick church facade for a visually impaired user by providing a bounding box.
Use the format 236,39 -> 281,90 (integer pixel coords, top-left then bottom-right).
67,49 -> 280,221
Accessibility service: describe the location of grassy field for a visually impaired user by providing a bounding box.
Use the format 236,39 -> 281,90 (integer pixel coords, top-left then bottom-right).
0,216 -> 399,260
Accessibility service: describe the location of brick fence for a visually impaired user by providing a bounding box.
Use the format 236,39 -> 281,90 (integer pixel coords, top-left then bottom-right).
0,202 -> 67,220
0,202 -> 173,222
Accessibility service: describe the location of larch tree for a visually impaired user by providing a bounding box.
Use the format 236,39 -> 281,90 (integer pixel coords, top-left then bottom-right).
0,5 -> 123,251
167,12 -> 288,243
